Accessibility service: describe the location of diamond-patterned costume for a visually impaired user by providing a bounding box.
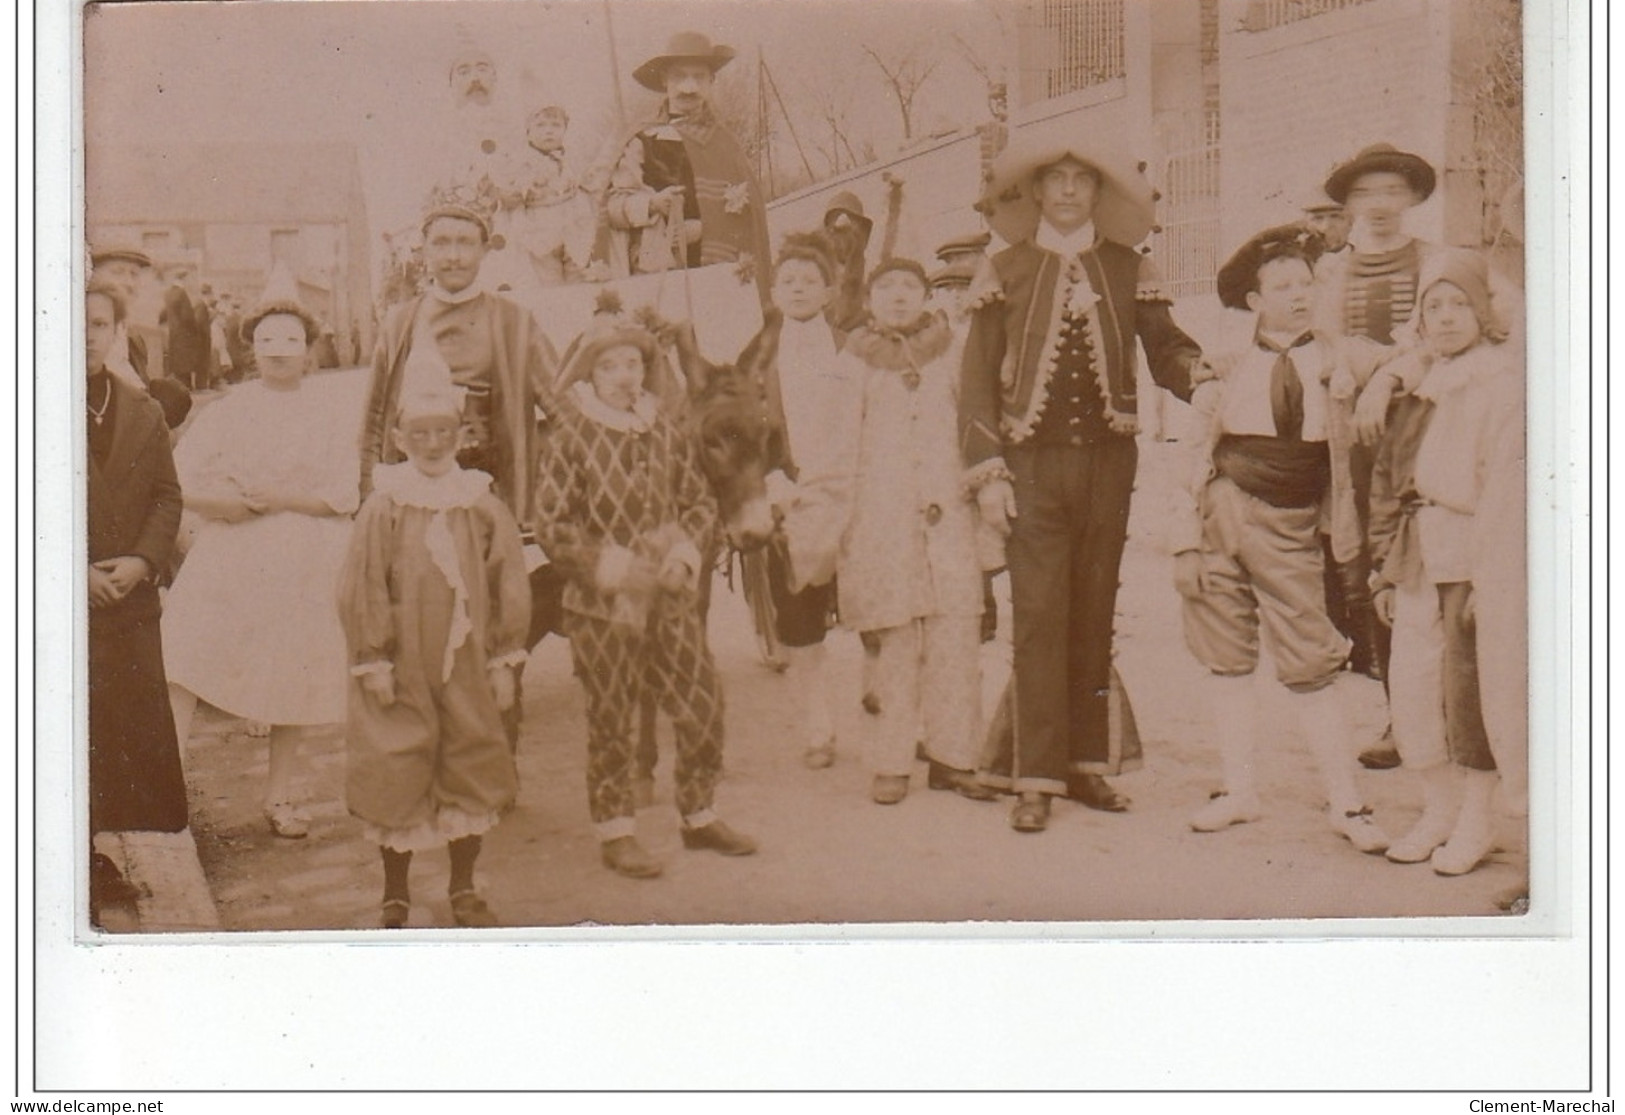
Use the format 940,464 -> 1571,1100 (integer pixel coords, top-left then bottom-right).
532,385 -> 725,830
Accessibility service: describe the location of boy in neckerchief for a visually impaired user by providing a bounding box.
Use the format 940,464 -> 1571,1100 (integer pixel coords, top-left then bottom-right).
1174,227 -> 1390,855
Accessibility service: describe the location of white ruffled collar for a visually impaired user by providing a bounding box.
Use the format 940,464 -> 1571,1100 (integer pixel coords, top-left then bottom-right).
570,380 -> 662,433
372,462 -> 493,509
1036,219 -> 1098,259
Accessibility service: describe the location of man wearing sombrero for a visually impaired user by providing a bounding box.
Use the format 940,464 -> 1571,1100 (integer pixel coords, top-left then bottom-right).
605,31 -> 772,304
960,136 -> 1205,833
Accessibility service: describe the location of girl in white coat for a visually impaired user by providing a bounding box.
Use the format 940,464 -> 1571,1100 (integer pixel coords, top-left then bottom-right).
784,259 -> 997,805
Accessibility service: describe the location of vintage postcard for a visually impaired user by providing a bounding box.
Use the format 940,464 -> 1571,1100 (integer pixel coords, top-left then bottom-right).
30,0 -> 1596,1097
72,0 -> 1553,935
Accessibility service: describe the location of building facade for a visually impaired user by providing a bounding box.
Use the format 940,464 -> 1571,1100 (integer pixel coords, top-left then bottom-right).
767,0 -> 1522,309
88,141 -> 375,364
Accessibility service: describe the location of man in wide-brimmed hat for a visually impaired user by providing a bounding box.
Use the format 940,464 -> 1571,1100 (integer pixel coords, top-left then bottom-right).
960,135 -> 1205,833
605,31 -> 772,303
1311,142 -> 1442,769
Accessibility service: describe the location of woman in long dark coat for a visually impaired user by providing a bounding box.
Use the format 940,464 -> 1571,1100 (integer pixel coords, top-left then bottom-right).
86,280 -> 188,918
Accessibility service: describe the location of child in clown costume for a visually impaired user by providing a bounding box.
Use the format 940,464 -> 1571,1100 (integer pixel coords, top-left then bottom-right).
340,360 -> 531,929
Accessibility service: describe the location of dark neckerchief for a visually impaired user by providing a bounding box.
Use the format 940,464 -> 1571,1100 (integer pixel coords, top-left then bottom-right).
1255,329 -> 1314,442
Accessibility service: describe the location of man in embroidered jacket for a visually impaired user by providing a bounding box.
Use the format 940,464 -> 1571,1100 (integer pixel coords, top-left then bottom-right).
360,203 -> 559,526
961,139 -> 1204,833
604,31 -> 772,305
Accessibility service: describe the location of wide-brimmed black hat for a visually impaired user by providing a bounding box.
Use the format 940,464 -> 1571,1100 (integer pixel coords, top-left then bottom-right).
1323,143 -> 1437,205
633,31 -> 736,92
1215,224 -> 1324,311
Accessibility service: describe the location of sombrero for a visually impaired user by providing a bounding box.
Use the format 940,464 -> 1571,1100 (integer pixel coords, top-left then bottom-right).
979,132 -> 1156,247
632,31 -> 736,93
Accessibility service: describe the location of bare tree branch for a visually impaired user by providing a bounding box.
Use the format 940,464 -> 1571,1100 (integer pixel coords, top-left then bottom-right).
861,44 -> 942,142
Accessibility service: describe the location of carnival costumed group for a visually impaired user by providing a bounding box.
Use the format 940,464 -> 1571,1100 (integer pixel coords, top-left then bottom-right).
86,30 -> 1528,929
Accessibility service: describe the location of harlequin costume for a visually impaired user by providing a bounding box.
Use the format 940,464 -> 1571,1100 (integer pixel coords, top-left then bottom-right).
531,322 -> 739,851
960,137 -> 1202,803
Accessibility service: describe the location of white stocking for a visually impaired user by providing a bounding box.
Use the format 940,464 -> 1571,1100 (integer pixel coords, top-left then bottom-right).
785,643 -> 835,748
265,725 -> 304,808
1293,678 -> 1361,816
1208,673 -> 1259,803
168,683 -> 199,755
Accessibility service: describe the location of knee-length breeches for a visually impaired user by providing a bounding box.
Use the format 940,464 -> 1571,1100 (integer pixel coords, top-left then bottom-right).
566,605 -> 725,824
345,643 -> 518,851
1181,477 -> 1349,691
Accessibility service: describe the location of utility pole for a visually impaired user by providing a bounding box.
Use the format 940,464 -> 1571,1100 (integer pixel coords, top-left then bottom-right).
756,47 -> 775,197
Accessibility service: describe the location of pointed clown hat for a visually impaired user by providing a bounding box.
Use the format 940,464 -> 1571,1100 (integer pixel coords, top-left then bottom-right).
240,261 -> 320,348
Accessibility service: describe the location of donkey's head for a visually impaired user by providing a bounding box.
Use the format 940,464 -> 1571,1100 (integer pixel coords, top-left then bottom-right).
670,324 -> 775,552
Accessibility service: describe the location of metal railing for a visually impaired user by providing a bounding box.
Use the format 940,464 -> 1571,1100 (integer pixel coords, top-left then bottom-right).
1017,0 -> 1126,105
1153,110 -> 1222,299
1238,0 -> 1376,33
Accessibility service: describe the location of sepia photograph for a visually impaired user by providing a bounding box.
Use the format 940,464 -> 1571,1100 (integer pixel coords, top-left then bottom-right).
74,0 -> 1545,939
